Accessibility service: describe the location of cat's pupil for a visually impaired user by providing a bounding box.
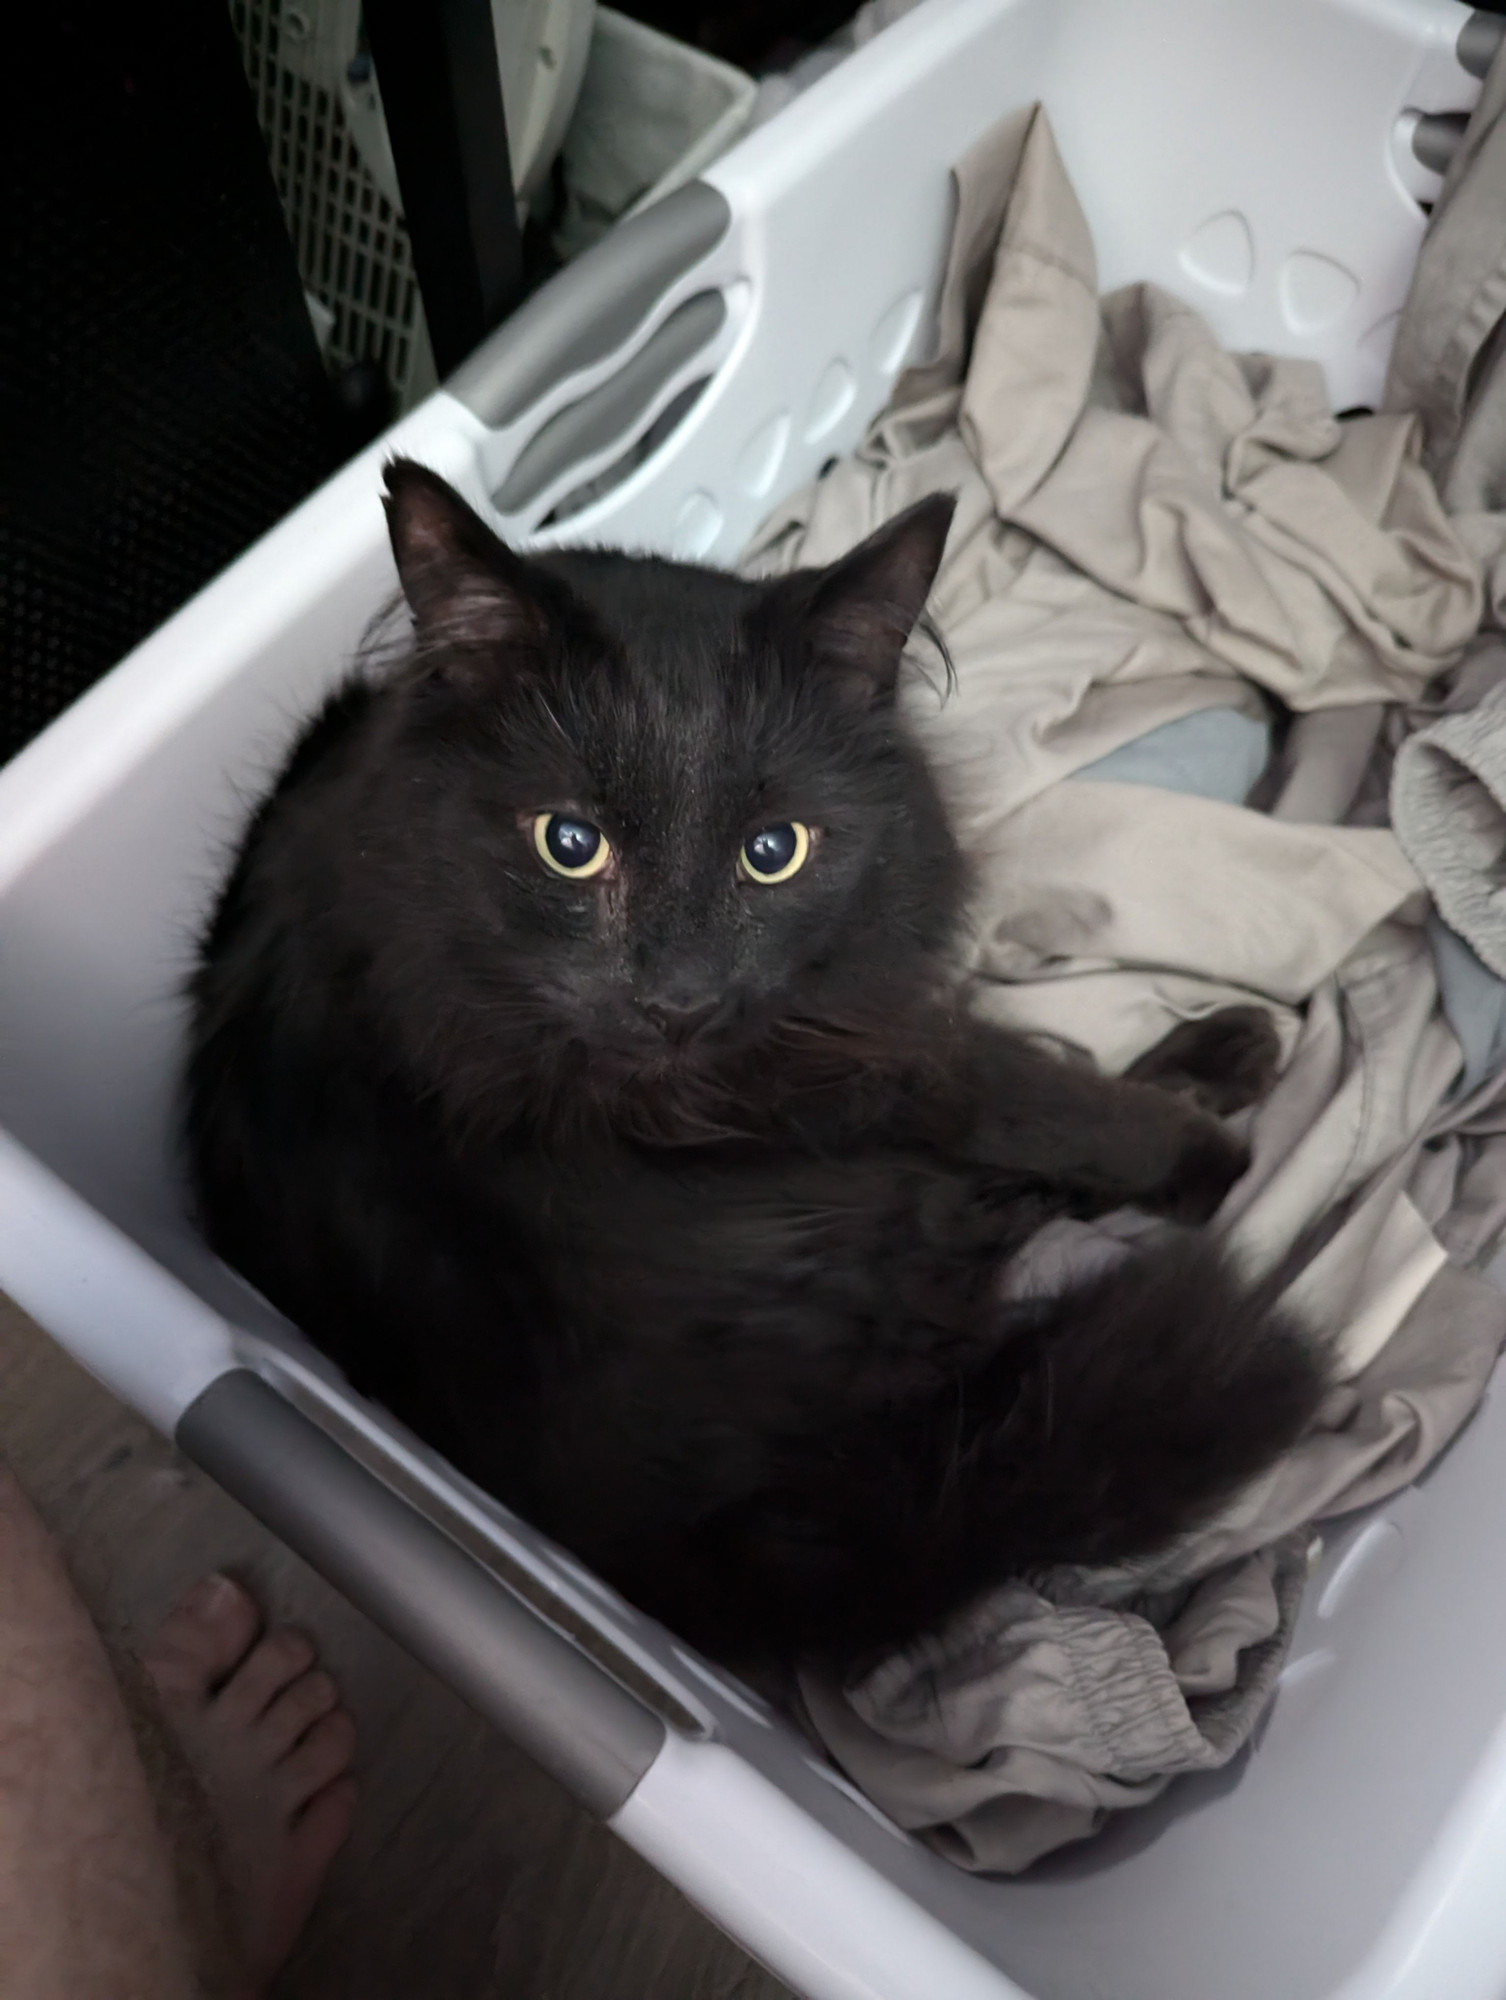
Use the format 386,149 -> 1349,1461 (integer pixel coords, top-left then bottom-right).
745,825 -> 798,874
546,816 -> 601,869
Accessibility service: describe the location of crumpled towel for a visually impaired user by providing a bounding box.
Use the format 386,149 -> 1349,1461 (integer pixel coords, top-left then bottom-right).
1392,679 -> 1506,980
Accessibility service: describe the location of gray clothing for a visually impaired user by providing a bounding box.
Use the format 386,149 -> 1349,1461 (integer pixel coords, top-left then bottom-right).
1429,911 -> 1506,1098
1384,31 -> 1506,628
1384,29 -> 1506,518
1075,704 -> 1272,804
1392,681 -> 1506,979
753,108 -> 1506,1873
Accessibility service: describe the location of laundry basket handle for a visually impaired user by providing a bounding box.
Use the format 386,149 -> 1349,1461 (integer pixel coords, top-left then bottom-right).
445,179 -> 732,430
176,1370 -> 666,1816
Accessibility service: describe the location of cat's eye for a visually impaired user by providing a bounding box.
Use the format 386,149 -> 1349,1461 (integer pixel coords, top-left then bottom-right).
739,821 -> 811,885
533,812 -> 612,880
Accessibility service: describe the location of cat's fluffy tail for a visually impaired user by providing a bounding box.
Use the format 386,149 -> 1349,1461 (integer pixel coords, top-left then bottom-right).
681,1230 -> 1330,1669
953,1229 -> 1328,1577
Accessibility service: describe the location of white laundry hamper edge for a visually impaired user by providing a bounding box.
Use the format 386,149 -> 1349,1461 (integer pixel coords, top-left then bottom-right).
613,1730 -> 1028,2000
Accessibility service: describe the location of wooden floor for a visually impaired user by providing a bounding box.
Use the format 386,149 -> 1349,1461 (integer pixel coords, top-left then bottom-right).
0,1297 -> 792,2000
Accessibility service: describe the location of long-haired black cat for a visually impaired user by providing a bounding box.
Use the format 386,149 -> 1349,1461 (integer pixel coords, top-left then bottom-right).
187,459 -> 1326,1670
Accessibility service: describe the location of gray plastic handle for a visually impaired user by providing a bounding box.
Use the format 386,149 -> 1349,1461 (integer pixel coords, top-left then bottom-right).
491,288 -> 726,512
447,180 -> 733,429
176,1370 -> 666,1816
1412,109 -> 1469,176
1458,10 -> 1506,81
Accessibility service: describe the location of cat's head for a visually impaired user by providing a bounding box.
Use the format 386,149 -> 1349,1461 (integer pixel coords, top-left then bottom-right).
313,460 -> 960,1138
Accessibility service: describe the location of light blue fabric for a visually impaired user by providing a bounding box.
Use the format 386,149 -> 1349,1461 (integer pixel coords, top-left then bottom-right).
1430,912 -> 1506,1097
1075,706 -> 1271,805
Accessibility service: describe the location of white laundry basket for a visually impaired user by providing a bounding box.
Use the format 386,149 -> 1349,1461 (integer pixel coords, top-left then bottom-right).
3,2 -> 1504,1995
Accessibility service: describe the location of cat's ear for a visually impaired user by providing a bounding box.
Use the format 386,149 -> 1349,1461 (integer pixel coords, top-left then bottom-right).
382,458 -> 550,660
790,494 -> 955,706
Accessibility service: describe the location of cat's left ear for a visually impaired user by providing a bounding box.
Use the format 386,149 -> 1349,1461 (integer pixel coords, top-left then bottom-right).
784,493 -> 956,707
382,457 -> 552,660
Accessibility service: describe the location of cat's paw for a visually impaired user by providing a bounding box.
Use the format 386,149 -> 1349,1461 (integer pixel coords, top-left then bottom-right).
1126,1007 -> 1281,1118
1156,1122 -> 1251,1225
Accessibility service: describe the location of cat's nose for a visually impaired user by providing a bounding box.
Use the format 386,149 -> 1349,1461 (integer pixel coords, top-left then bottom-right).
639,995 -> 725,1044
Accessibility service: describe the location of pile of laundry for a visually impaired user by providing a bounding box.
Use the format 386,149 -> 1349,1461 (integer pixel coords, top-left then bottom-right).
742,74 -> 1506,1872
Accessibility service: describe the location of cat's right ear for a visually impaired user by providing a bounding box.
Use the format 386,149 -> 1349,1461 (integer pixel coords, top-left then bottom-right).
772,493 -> 956,709
382,458 -> 550,663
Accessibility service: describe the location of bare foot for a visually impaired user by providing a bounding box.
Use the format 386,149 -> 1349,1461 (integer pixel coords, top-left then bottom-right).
142,1576 -> 357,1996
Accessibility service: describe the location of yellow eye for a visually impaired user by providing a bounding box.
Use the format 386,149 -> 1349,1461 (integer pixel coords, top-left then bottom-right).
739,821 -> 811,884
534,812 -> 612,879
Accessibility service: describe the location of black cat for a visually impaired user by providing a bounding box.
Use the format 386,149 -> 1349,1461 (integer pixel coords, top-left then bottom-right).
186,459 -> 1326,1670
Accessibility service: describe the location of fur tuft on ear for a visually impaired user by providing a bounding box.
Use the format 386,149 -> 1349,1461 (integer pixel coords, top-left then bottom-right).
381,458 -> 550,666
781,493 -> 956,707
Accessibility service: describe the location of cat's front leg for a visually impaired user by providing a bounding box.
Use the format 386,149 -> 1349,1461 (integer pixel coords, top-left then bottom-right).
961,1024 -> 1250,1223
1123,1006 -> 1281,1116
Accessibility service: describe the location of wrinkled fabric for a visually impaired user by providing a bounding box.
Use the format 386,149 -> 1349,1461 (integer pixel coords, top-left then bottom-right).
795,1253 -> 1506,1877
1265,704 -> 1387,823
1219,923 -> 1462,1318
1385,638 -> 1506,1072
1392,680 -> 1506,978
760,108 -> 1506,1873
746,111 -> 1482,846
1383,31 -> 1506,628
796,1540 -> 1309,1873
1384,33 -> 1506,528
959,783 -> 1420,1005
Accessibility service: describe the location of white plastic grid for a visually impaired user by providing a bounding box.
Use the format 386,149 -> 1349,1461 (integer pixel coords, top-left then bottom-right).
229,0 -> 430,408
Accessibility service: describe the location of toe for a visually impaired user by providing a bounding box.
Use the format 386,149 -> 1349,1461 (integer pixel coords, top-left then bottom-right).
142,1573 -> 261,1702
257,1667 -> 339,1760
214,1625 -> 318,1727
293,1774 -> 359,1871
278,1708 -> 358,1810
242,1776 -> 359,1987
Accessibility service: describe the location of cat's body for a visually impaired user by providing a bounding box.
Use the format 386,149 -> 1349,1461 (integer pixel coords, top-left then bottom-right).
187,461 -> 1325,1670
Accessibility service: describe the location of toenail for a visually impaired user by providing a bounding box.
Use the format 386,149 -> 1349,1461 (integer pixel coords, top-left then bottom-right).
184,1573 -> 240,1615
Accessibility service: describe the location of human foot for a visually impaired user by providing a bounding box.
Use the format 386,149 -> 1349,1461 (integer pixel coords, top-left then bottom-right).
141,1576 -> 357,1996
